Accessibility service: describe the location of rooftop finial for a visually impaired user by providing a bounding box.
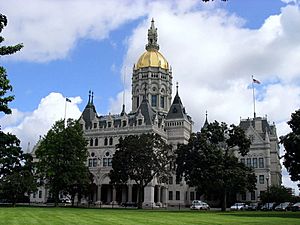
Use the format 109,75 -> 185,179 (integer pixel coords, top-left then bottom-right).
88,90 -> 91,104
91,91 -> 94,104
203,110 -> 209,128
176,82 -> 179,94
146,18 -> 159,51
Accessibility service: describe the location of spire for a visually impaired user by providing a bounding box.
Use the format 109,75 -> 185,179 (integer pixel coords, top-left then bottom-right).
88,90 -> 91,104
146,18 -> 159,51
204,111 -> 209,127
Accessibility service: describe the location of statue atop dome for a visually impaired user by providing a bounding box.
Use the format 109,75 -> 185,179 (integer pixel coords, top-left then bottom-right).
146,18 -> 160,51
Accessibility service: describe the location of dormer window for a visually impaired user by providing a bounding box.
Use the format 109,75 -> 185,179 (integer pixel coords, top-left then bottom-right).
122,121 -> 127,127
138,119 -> 143,125
108,122 -> 112,127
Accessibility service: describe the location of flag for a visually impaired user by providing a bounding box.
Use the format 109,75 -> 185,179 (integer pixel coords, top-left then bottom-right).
66,98 -> 71,102
253,78 -> 261,84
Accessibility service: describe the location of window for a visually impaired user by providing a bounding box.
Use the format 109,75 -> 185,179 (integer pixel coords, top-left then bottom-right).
104,138 -> 108,146
103,158 -> 108,167
109,137 -> 113,145
94,123 -> 97,129
90,138 -> 93,146
176,178 -> 180,185
259,175 -> 264,184
33,192 -> 36,198
138,119 -> 143,125
88,159 -> 93,167
246,158 -> 251,167
151,95 -> 157,107
176,191 -> 180,200
39,190 -> 42,198
93,158 -> 97,167
107,122 -> 112,127
108,158 -> 112,166
122,121 -> 127,127
251,191 -> 255,200
259,158 -> 264,168
240,158 -> 245,164
169,191 -> 173,200
160,96 -> 164,108
190,192 -> 195,201
168,177 -> 173,185
136,96 -> 139,108
94,138 -> 98,146
252,158 -> 258,168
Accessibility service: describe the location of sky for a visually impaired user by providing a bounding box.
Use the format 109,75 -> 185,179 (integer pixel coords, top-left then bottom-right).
1,0 -> 300,194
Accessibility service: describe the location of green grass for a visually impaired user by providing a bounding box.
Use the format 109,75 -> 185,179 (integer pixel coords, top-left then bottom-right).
0,207 -> 300,225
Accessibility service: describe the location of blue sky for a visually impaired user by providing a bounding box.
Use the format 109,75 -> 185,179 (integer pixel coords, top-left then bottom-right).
1,0 -> 300,192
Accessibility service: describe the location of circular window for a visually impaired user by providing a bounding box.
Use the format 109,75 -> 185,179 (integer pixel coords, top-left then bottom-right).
105,152 -> 110,157
91,152 -> 95,157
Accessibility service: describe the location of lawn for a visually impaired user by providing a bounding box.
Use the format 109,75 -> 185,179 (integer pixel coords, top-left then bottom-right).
0,207 -> 300,225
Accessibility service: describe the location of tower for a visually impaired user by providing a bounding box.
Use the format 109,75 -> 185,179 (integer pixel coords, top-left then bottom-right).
132,19 -> 173,115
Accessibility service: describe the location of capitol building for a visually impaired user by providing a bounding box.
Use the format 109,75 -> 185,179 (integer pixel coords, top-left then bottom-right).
30,20 -> 281,207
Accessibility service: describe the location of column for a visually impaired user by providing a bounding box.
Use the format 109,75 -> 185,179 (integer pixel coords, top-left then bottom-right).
143,184 -> 155,208
161,187 -> 168,207
127,184 -> 133,203
122,186 -> 127,203
112,186 -> 117,203
157,186 -> 161,206
97,185 -> 102,202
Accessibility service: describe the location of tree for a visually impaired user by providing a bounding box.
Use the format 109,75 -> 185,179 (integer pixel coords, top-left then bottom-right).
35,119 -> 91,206
280,109 -> 300,185
0,153 -> 37,206
109,133 -> 173,209
260,185 -> 292,204
0,14 -> 35,206
0,14 -> 23,114
176,121 -> 256,211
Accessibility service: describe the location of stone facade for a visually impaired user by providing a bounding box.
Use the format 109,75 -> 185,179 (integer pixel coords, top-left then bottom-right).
29,20 -> 281,206
236,116 -> 282,202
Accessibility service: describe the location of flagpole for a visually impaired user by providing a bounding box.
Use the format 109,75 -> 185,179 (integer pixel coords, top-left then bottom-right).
64,99 -> 67,128
252,75 -> 256,118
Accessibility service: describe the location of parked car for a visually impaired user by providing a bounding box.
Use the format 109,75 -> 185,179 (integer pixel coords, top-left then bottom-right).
230,203 -> 248,210
261,202 -> 276,211
291,202 -> 300,211
190,201 -> 210,210
275,202 -> 292,211
247,202 -> 259,211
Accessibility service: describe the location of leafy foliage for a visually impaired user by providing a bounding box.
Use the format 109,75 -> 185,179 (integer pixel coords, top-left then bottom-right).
260,185 -> 292,204
109,133 -> 173,208
281,109 -> 300,183
35,119 -> 91,206
176,121 -> 255,211
0,14 -> 35,206
0,14 -> 23,114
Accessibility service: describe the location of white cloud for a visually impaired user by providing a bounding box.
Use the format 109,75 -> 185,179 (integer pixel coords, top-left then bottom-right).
0,0 -> 147,62
2,92 -> 82,152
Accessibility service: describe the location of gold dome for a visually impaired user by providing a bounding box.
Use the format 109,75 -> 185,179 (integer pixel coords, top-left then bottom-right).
135,50 -> 169,70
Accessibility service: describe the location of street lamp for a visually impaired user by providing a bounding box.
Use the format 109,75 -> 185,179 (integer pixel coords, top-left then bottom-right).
266,176 -> 269,210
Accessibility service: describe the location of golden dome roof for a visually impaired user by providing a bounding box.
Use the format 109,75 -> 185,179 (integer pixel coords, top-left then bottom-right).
135,50 -> 169,70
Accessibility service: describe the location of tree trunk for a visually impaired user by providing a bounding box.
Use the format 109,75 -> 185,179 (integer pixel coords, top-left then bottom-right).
137,186 -> 143,209
221,187 -> 227,211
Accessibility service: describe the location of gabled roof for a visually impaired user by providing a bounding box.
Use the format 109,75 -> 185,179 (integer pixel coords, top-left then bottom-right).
135,97 -> 156,125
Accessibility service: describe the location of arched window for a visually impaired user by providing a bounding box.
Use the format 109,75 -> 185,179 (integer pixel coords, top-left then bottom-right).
90,138 -> 93,146
104,137 -> 108,146
103,151 -> 112,167
109,137 -> 113,145
94,138 -> 98,146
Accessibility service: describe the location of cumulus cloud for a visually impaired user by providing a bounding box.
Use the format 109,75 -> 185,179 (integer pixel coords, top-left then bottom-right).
0,0 -> 147,62
2,92 -> 82,152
